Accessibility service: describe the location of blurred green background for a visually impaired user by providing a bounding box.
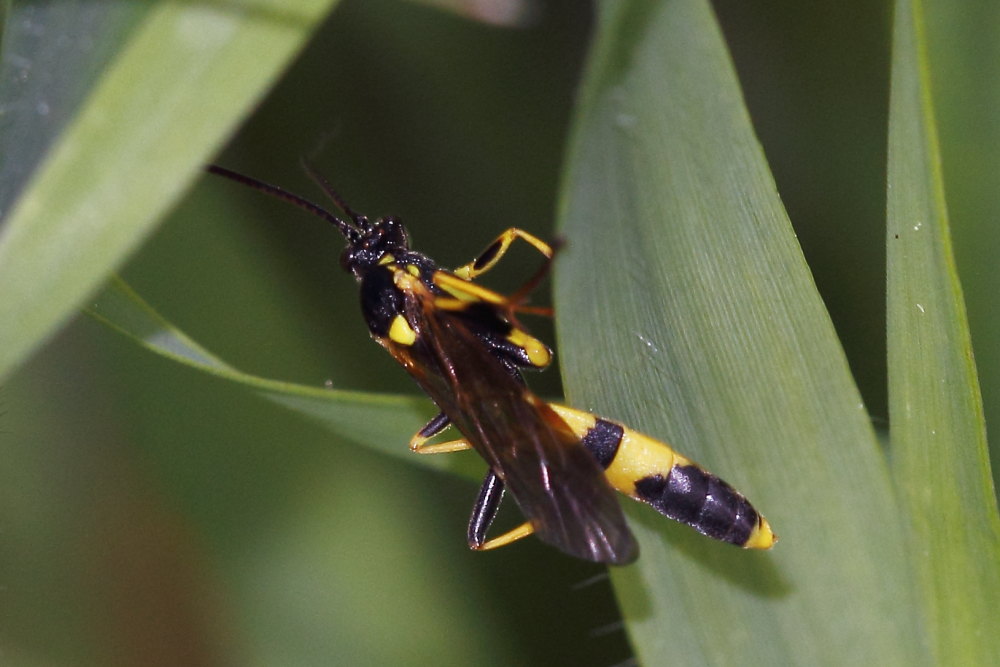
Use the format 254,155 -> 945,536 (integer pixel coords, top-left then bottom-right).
3,0 -> 997,664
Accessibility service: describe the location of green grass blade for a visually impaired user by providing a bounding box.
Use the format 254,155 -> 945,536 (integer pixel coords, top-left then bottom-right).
886,1 -> 1000,662
86,276 -> 477,478
556,1 -> 924,663
0,0 -> 338,383
923,1 -> 1000,485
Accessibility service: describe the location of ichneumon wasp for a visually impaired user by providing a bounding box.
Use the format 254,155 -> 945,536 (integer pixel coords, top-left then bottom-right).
208,163 -> 776,565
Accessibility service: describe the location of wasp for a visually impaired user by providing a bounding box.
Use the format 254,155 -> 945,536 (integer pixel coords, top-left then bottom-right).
207,163 -> 776,565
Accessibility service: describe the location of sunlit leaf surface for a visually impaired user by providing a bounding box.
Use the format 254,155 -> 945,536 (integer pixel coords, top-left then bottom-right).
556,1 -> 924,663
886,1 -> 1000,663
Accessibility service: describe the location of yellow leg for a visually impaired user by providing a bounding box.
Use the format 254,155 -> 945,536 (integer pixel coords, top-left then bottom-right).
408,426 -> 471,454
433,271 -> 511,307
473,521 -> 536,551
453,228 -> 554,280
409,436 -> 473,454
408,412 -> 473,454
433,272 -> 553,317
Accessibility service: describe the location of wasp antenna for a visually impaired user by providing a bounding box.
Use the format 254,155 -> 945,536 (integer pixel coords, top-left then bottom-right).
206,165 -> 359,241
299,158 -> 367,227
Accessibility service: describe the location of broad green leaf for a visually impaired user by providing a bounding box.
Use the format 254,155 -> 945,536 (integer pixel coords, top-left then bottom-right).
556,1 -> 923,664
0,0 -> 338,383
86,276 -> 482,478
886,1 -> 1000,663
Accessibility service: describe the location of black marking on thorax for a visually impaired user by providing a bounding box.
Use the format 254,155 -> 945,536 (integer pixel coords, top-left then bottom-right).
358,254 -> 439,338
360,267 -> 402,337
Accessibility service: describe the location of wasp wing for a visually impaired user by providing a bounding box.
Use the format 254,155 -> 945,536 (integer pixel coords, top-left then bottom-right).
392,277 -> 638,565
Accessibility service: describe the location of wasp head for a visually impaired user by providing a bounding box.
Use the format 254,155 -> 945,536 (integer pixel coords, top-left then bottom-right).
340,216 -> 410,278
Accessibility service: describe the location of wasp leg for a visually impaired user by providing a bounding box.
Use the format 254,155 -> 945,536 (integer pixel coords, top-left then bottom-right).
467,470 -> 505,548
429,279 -> 554,371
410,438 -> 472,455
433,272 -> 512,308
408,412 -> 472,454
467,471 -> 538,551
433,279 -> 552,317
453,228 -> 554,280
474,521 -> 536,551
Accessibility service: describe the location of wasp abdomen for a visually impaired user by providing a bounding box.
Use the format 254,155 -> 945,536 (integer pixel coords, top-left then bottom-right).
548,404 -> 776,550
633,467 -> 762,547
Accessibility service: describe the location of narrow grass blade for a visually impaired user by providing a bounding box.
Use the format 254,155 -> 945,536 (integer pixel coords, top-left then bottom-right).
0,0 -> 338,383
556,1 -> 923,663
886,1 -> 1000,662
87,276 -> 477,478
923,0 -> 1000,482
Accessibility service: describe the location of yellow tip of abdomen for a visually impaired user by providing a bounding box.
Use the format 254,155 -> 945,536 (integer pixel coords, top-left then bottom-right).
744,516 -> 778,550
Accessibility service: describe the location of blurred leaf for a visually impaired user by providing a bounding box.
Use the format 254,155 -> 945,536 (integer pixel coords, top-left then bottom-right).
0,1 -> 148,215
86,276 -> 480,477
556,1 -> 924,664
0,0 -> 338,383
404,0 -> 538,26
886,0 -> 1000,662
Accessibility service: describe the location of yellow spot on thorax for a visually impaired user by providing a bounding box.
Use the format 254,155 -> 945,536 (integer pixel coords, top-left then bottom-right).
388,314 -> 417,346
393,269 -> 424,293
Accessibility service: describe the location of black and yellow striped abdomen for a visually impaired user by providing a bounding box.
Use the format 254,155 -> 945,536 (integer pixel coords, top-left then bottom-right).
549,405 -> 776,550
